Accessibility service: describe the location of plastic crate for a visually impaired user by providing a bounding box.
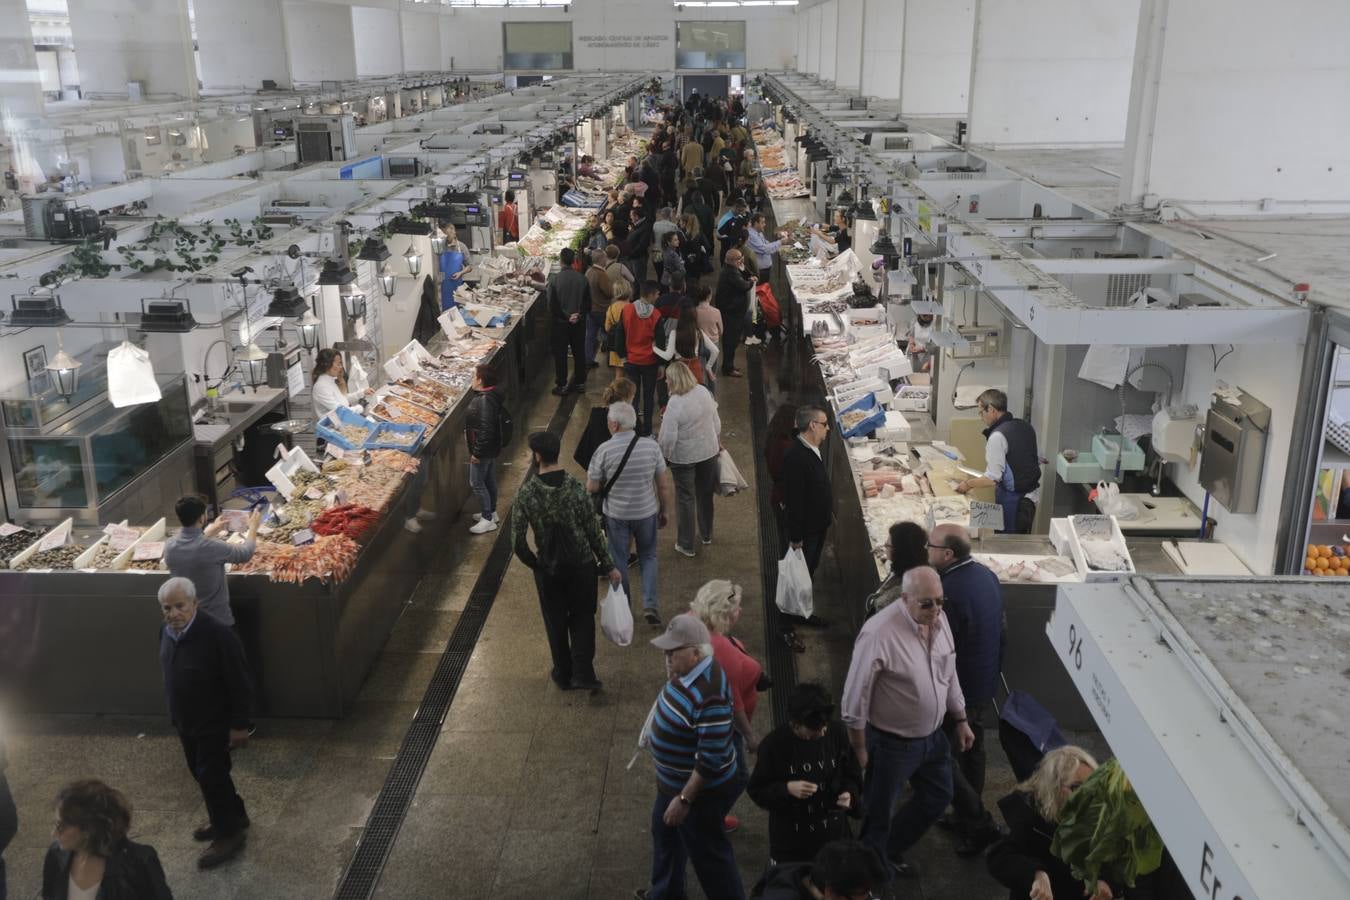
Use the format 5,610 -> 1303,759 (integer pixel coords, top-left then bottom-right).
365,421 -> 426,454
836,393 -> 887,440
315,406 -> 378,452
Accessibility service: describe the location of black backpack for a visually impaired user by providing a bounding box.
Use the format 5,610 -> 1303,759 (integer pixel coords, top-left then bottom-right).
496,396 -> 514,448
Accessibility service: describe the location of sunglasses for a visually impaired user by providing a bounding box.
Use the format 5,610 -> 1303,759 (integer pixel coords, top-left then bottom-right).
917,596 -> 946,610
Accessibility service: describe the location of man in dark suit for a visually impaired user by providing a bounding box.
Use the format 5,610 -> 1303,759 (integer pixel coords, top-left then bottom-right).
158,577 -> 253,870
781,405 -> 834,578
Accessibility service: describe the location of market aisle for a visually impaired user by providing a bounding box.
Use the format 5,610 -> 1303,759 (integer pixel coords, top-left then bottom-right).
373,357 -> 773,900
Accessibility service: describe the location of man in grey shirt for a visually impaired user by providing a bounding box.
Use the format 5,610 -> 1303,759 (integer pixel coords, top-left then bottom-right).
164,495 -> 261,628
587,402 -> 673,627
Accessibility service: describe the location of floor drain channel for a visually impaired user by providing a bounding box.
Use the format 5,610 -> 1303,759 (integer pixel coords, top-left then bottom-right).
334,389 -> 582,900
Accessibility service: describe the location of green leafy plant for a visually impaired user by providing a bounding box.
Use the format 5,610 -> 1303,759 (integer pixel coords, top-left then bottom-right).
1050,758 -> 1164,891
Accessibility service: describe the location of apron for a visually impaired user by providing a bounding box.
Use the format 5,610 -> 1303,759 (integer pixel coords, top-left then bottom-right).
439,249 -> 466,310
994,466 -> 1031,534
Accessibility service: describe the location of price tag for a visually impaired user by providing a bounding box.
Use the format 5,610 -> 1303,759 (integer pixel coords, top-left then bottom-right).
107,526 -> 141,551
133,541 -> 165,561
326,443 -> 346,459
0,523 -> 27,537
969,501 -> 1005,531
36,527 -> 70,552
303,486 -> 324,501
291,529 -> 315,546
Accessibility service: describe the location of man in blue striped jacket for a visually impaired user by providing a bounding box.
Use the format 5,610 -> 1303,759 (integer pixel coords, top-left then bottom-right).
637,613 -> 745,900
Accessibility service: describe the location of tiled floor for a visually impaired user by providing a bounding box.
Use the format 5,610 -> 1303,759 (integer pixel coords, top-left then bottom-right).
0,343 -> 1044,900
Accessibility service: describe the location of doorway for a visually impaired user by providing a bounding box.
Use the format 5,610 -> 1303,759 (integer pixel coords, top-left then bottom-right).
680,75 -> 730,104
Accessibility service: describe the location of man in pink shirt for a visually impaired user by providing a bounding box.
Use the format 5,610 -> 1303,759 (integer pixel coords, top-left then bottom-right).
840,566 -> 974,879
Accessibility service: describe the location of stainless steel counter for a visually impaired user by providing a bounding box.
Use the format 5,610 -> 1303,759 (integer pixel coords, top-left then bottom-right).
191,387 -> 289,451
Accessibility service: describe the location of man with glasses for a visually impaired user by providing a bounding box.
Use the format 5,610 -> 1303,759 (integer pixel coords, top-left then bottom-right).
638,613 -> 744,900
840,567 -> 974,880
927,524 -> 1007,857
780,408 -> 834,619
955,388 -> 1041,534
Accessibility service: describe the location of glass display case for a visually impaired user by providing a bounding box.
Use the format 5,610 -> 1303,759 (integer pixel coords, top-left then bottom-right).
1,370 -> 192,523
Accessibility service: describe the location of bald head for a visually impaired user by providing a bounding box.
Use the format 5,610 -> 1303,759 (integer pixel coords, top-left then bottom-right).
927,524 -> 971,571
901,566 -> 944,626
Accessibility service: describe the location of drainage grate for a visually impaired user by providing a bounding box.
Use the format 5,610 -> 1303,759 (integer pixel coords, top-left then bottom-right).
334,389 -> 582,900
747,348 -> 798,730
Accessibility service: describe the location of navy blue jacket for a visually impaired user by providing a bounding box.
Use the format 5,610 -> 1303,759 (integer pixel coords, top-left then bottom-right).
159,610 -> 254,736
939,557 -> 1004,706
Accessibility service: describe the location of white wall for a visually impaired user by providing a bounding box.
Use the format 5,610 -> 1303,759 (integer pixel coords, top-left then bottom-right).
401,11 -> 442,73
796,12 -> 810,77
861,0 -> 904,99
834,0 -> 863,90
818,0 -> 839,85
353,7 -> 404,78
0,0 -> 42,116
284,1 -> 358,83
901,0 -> 974,117
1121,0 -> 1350,206
804,5 -> 822,76
195,0 -> 290,91
967,0 -> 1139,146
66,0 -> 196,98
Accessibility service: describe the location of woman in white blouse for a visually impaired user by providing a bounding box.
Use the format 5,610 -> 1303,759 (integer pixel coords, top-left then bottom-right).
658,361 -> 721,557
311,348 -> 371,422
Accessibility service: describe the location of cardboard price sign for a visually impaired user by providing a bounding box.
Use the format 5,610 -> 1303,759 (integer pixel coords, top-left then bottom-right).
133,541 -> 165,561
968,501 -> 1005,531
0,523 -> 28,537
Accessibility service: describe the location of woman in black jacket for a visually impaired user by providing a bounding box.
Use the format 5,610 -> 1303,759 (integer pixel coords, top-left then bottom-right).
42,780 -> 172,900
573,375 -> 635,470
987,745 -> 1113,900
464,364 -> 506,534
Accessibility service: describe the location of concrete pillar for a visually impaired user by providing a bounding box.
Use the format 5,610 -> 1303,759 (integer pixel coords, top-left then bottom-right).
66,0 -> 197,100
283,1 -> 358,84
0,0 -> 43,120
861,0 -> 904,100
195,0 -> 291,92
1120,0 -> 1350,211
900,0 -> 975,117
834,0 -> 864,91
966,0 -> 1139,146
401,10 -> 441,74
352,6 -> 403,79
819,0 -> 838,85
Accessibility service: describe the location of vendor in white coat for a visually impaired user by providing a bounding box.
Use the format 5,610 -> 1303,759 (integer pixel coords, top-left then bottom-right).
312,347 -> 372,422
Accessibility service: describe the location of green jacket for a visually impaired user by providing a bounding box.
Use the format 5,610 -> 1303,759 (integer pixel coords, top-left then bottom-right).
511,471 -> 614,572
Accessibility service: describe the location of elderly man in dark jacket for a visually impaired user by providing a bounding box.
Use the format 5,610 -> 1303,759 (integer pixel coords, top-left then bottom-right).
547,247 -> 591,396
779,406 -> 833,582
928,523 -> 1007,855
158,576 -> 253,870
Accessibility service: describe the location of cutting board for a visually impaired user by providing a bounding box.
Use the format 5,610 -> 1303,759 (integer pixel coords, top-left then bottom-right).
1162,541 -> 1251,576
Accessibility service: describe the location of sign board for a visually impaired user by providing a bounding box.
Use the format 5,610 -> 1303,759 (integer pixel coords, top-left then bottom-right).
968,500 -> 1004,531
133,541 -> 164,561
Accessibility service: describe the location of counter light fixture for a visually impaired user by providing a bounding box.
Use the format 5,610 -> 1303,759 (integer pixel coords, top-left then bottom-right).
404,246 -> 423,276
297,304 -> 320,351
379,265 -> 397,299
317,258 -> 355,286
341,287 -> 368,321
356,236 -> 391,262
46,330 -> 81,399
236,339 -> 268,391
429,232 -> 447,255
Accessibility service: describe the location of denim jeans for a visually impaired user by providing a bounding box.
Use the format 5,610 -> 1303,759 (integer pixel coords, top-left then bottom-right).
859,725 -> 953,864
648,784 -> 746,900
469,457 -> 498,517
584,309 -> 606,364
624,362 -> 659,436
606,512 -> 659,612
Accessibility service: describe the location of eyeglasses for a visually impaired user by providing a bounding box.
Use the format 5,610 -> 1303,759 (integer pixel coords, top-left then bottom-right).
53,819 -> 69,833
917,596 -> 946,609
812,419 -> 829,428
925,543 -> 952,553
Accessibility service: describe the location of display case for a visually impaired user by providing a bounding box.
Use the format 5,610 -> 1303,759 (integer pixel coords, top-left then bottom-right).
0,368 -> 195,525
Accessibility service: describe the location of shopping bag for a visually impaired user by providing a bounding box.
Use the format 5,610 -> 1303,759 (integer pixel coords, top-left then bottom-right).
1091,481 -> 1139,520
106,341 -> 161,408
627,695 -> 663,770
348,356 -> 371,394
775,548 -> 814,620
600,584 -> 634,647
716,448 -> 749,496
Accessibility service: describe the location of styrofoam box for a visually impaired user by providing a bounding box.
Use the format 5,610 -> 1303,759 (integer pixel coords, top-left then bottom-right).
877,411 -> 912,441
891,386 -> 930,412
1048,517 -> 1072,557
1065,514 -> 1136,582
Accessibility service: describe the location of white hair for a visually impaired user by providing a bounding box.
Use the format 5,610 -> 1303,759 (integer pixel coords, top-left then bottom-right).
695,642 -> 714,660
158,576 -> 197,604
608,401 -> 637,431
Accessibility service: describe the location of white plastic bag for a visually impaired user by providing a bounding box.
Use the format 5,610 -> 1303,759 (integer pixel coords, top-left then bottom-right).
628,695 -> 663,769
1093,481 -> 1139,520
600,583 -> 634,647
775,548 -> 814,619
717,449 -> 750,496
348,356 -> 370,394
106,341 -> 161,408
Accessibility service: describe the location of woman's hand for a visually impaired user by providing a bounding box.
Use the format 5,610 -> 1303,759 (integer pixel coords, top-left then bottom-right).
1030,871 -> 1054,900
1086,881 -> 1112,900
786,780 -> 818,800
835,791 -> 852,810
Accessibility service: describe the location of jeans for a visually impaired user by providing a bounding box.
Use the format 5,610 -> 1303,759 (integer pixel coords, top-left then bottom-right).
179,731 -> 249,838
670,455 -> 718,550
624,362 -> 659,435
649,784 -> 746,900
0,770 -> 15,900
947,702 -> 996,833
533,564 -> 598,685
625,255 -> 649,283
552,319 -> 587,388
606,512 -> 659,612
859,725 -> 953,864
469,457 -> 498,517
584,309 -> 606,364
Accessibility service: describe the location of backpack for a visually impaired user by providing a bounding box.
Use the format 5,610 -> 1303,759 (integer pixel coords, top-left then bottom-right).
608,311 -> 627,359
496,396 -> 514,448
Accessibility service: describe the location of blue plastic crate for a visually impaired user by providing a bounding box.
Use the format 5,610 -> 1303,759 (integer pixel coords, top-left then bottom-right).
365,420 -> 426,454
837,392 -> 886,440
315,406 -> 378,451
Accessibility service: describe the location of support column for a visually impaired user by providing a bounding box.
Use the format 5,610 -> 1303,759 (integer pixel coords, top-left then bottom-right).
0,0 -> 42,122
195,0 -> 291,91
819,0 -> 838,86
966,0 -> 1139,146
834,0 -> 864,92
352,6 -> 404,79
1120,0 -> 1350,211
66,0 -> 196,100
283,1 -> 358,84
861,0 -> 904,100
900,0 -> 975,117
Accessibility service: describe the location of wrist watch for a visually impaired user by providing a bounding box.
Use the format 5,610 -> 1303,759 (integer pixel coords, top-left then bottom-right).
677,793 -> 692,806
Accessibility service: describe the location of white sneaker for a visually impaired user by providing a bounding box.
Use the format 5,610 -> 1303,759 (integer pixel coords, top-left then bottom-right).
403,518 -> 423,534
471,512 -> 499,524
745,336 -> 762,346
416,509 -> 436,522
469,517 -> 499,534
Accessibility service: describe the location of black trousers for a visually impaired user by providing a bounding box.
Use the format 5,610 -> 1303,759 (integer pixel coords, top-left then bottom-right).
721,309 -> 746,373
551,319 -> 587,388
534,565 -> 599,684
945,702 -> 996,832
179,731 -> 248,836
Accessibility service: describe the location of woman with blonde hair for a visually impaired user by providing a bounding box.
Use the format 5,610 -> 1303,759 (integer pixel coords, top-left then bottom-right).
657,361 -> 720,556
690,579 -> 766,833
603,277 -> 633,370
988,746 -> 1113,900
573,375 -> 636,470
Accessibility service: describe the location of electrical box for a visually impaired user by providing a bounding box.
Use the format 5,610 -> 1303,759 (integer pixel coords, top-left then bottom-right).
295,115 -> 358,164
947,325 -> 1003,360
1199,386 -> 1270,514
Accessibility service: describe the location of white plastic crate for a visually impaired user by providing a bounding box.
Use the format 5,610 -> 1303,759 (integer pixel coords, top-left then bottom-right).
1066,514 -> 1135,582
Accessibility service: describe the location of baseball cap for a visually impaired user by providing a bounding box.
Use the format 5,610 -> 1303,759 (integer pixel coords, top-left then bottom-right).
650,613 -> 711,651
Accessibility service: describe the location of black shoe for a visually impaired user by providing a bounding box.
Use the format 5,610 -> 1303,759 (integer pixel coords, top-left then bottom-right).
570,677 -> 603,693
193,815 -> 250,842
550,669 -> 576,691
588,362 -> 600,370
798,614 -> 830,629
567,383 -> 586,394
889,857 -> 920,878
197,831 -> 246,869
246,722 -> 257,738
643,610 -> 662,627
955,824 -> 1008,858
551,385 -> 567,396
936,815 -> 962,833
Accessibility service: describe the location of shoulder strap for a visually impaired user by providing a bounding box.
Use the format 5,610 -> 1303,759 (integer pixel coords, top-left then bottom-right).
600,433 -> 641,500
